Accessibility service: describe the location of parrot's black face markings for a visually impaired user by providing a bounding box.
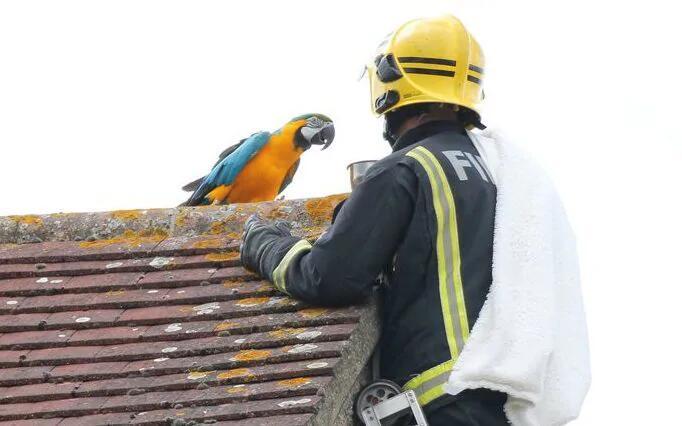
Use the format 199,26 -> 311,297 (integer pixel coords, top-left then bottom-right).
294,114 -> 335,151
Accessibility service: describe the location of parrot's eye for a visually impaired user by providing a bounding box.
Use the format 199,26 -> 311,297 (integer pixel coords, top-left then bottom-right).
306,117 -> 324,128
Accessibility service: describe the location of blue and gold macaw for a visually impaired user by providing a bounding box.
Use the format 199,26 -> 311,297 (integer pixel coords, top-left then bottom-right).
181,114 -> 334,206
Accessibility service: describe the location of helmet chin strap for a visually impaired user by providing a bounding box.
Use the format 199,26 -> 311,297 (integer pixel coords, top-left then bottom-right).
382,117 -> 399,148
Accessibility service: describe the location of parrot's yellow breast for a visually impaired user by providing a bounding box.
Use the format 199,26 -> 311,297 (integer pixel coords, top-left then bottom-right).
225,122 -> 305,203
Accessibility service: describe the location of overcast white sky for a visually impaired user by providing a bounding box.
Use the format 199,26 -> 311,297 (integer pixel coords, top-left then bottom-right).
1,0 -> 681,423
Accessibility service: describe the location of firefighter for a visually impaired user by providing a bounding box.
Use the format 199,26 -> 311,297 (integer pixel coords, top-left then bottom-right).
241,15 -> 509,425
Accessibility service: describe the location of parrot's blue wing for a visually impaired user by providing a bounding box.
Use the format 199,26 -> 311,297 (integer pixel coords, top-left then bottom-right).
181,136 -> 253,192
207,131 -> 271,185
184,131 -> 271,206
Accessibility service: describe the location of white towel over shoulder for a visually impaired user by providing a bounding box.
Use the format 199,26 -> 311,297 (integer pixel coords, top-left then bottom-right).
445,130 -> 591,425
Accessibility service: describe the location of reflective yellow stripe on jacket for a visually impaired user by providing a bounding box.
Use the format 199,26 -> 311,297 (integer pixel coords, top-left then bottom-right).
404,146 -> 469,406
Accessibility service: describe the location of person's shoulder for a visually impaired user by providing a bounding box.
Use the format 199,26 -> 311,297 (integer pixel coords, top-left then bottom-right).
363,147 -> 417,183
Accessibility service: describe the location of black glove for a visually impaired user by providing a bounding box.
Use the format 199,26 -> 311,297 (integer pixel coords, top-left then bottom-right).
240,215 -> 300,281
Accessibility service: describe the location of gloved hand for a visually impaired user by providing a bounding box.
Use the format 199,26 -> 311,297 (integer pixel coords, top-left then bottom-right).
240,215 -> 297,280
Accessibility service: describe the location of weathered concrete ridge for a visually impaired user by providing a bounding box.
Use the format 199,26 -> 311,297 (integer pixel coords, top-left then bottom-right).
0,194 -> 348,245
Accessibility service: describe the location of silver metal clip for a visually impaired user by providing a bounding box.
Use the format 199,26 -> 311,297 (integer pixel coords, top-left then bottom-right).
360,389 -> 428,426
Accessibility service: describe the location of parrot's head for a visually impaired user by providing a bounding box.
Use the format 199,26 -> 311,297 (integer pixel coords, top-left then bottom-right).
289,113 -> 335,151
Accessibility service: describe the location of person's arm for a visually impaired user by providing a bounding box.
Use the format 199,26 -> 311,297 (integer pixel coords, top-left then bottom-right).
241,163 -> 416,306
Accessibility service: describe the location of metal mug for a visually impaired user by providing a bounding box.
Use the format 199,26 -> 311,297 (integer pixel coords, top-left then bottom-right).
347,160 -> 377,190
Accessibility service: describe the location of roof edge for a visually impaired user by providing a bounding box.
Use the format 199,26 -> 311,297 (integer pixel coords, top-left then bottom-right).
0,194 -> 348,245
312,297 -> 380,425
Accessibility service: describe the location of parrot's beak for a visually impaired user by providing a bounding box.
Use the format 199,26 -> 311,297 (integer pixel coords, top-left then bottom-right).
300,122 -> 335,150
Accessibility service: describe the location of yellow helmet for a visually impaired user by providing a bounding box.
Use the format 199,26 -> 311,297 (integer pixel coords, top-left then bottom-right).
367,15 -> 485,117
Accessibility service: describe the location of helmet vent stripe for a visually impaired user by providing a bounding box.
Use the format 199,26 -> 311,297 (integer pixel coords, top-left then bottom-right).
398,57 -> 456,67
467,75 -> 482,84
468,64 -> 484,74
404,68 -> 455,77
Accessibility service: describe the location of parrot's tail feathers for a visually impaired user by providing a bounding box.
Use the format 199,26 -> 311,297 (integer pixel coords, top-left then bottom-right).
206,185 -> 232,205
181,176 -> 206,192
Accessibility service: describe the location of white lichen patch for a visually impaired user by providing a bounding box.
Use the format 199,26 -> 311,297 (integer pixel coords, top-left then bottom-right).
75,317 -> 91,323
161,346 -> 178,353
105,261 -> 124,269
36,277 -> 48,283
192,302 -> 220,315
296,330 -> 322,340
187,371 -> 214,380
153,357 -> 169,362
50,279 -> 63,284
287,344 -> 318,354
147,289 -> 159,294
306,361 -> 329,369
207,269 -> 217,274
165,323 -> 182,333
277,398 -> 312,408
266,297 -> 286,306
149,257 -> 174,268
233,338 -> 246,344
5,300 -> 18,305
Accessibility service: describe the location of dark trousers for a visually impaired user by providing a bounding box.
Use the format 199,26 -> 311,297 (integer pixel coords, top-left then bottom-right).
421,389 -> 508,426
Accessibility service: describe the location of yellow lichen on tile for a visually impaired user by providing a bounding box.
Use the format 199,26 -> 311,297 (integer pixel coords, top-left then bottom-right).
213,321 -> 238,332
257,283 -> 274,291
222,280 -> 242,289
209,221 -> 227,235
276,377 -> 312,388
235,297 -> 270,307
174,209 -> 189,228
10,215 -> 43,226
191,238 -> 223,249
304,194 -> 347,224
78,229 -> 168,249
204,251 -> 239,262
298,308 -> 329,319
268,328 -> 307,339
231,349 -> 271,361
110,210 -> 142,221
227,385 -> 247,394
217,368 -> 252,379
187,371 -> 215,380
105,289 -> 125,297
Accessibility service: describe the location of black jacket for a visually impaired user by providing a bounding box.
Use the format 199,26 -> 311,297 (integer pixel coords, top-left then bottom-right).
250,121 -> 504,420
